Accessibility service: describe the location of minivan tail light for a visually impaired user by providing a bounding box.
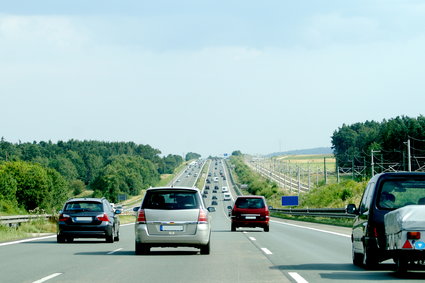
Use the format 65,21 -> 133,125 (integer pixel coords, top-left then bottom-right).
59,213 -> 70,222
137,209 -> 146,223
198,209 -> 208,224
97,213 -> 110,222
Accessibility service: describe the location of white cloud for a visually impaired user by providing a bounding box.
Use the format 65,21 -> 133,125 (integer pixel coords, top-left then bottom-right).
0,14 -> 88,50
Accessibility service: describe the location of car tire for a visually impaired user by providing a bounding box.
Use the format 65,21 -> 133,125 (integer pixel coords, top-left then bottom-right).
114,229 -> 120,241
264,225 -> 269,232
231,223 -> 236,232
106,229 -> 114,243
200,241 -> 210,255
352,246 -> 363,266
362,245 -> 379,269
135,242 -> 150,255
66,237 -> 74,243
57,234 -> 65,243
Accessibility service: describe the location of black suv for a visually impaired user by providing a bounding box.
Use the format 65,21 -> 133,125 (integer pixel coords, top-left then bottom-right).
347,172 -> 425,268
57,197 -> 121,243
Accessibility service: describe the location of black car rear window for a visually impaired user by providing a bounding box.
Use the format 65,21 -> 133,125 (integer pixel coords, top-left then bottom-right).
64,201 -> 103,212
235,198 -> 265,209
143,190 -> 200,210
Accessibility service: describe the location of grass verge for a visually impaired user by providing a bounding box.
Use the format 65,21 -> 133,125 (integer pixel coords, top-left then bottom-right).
271,212 -> 355,228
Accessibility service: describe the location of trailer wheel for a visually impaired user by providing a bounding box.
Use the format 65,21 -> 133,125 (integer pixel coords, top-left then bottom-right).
395,256 -> 408,274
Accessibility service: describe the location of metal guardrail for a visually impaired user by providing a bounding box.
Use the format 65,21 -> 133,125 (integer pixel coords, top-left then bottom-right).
270,208 -> 356,219
0,214 -> 53,226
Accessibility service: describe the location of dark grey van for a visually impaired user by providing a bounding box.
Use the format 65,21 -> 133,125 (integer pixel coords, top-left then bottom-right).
347,172 -> 425,268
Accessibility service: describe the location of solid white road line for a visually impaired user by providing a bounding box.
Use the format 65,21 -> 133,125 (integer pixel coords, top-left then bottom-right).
261,247 -> 272,255
32,273 -> 62,283
249,237 -> 256,241
271,220 -> 350,238
288,272 -> 309,283
107,248 -> 123,255
0,235 -> 56,247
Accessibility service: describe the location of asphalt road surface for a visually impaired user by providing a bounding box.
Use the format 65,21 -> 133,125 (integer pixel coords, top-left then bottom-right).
1,159 -> 425,282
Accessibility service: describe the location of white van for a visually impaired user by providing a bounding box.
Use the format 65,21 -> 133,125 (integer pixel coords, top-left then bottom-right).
223,193 -> 231,201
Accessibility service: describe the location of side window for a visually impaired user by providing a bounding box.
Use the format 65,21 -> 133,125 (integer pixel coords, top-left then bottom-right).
359,182 -> 375,214
103,200 -> 112,213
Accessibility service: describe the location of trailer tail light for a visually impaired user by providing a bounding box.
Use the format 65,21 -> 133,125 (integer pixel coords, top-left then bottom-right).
407,232 -> 421,240
137,209 -> 146,223
402,240 -> 413,249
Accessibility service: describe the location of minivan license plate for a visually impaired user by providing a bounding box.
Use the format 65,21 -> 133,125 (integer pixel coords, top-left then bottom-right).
160,225 -> 183,231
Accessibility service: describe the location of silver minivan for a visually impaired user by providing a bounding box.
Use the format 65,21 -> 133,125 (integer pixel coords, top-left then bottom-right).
134,187 -> 215,255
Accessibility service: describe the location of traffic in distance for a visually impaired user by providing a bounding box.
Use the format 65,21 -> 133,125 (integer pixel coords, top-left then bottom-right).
2,158 -> 425,282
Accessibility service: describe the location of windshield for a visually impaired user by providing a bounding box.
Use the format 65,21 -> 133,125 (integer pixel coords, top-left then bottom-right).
143,190 -> 200,210
378,179 -> 425,210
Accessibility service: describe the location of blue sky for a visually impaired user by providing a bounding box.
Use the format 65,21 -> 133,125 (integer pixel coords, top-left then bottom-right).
1,1 -> 425,157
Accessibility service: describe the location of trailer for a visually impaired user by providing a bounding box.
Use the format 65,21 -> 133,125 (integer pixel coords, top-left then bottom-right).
385,205 -> 425,273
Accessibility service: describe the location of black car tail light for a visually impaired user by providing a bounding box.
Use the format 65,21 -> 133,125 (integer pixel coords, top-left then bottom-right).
59,213 -> 70,222
96,213 -> 110,222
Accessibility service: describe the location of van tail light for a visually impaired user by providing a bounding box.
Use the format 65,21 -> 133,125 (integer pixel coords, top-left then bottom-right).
137,209 -> 146,223
372,227 -> 379,238
59,213 -> 70,222
407,232 -> 421,240
97,213 -> 110,222
198,209 -> 208,224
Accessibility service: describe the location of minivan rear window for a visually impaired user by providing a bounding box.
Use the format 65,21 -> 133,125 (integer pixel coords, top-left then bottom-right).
143,190 -> 200,210
235,198 -> 264,209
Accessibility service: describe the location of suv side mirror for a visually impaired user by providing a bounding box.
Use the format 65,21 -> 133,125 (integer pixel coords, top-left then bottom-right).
346,203 -> 358,215
114,209 -> 122,214
268,206 -> 273,210
207,207 -> 216,213
133,207 -> 140,212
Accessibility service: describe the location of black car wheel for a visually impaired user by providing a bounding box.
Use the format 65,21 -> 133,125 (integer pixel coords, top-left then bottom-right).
114,229 -> 120,241
106,228 -> 114,243
352,246 -> 363,266
57,234 -> 65,243
264,225 -> 269,232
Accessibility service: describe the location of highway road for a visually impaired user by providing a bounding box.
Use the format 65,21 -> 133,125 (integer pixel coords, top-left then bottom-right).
1,159 -> 425,282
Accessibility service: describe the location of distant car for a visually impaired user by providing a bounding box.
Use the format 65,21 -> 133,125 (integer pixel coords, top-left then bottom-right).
205,185 -> 210,190
231,196 -> 269,232
57,197 -> 121,243
212,190 -> 217,193
212,196 -> 217,200
134,187 -> 215,255
222,187 -> 228,193
223,193 -> 231,201
211,201 -> 218,206
214,186 -> 219,190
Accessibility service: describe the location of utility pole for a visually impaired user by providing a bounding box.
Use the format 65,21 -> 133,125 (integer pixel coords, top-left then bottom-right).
403,139 -> 412,172
324,157 -> 327,185
371,150 -> 380,176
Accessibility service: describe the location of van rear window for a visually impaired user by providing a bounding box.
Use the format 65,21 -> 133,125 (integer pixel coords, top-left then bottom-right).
235,198 -> 264,209
378,180 -> 425,210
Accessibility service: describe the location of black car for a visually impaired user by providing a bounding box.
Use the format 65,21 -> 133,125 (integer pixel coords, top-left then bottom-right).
212,196 -> 217,200
57,197 -> 121,243
347,172 -> 425,268
211,201 -> 218,206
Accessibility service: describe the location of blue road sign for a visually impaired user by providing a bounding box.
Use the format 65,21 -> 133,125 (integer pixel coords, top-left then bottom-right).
282,196 -> 299,206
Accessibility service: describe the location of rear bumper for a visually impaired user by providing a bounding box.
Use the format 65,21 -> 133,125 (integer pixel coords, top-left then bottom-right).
58,223 -> 112,239
232,220 -> 269,228
135,223 -> 210,246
